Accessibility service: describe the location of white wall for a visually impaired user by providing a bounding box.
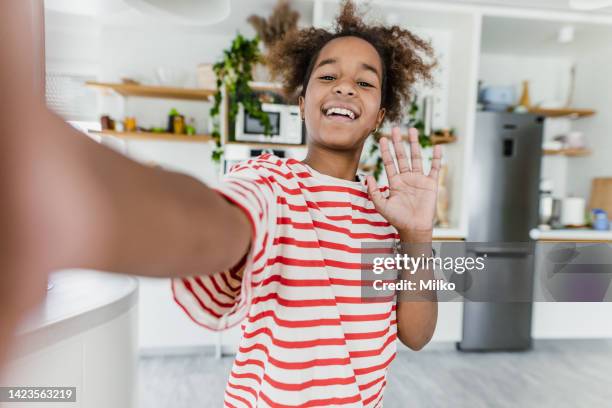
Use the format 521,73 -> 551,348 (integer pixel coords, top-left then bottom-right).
44,10 -> 101,75
567,50 -> 612,199
479,53 -> 573,106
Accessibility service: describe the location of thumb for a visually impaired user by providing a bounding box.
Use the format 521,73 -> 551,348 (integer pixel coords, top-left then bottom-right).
366,175 -> 386,213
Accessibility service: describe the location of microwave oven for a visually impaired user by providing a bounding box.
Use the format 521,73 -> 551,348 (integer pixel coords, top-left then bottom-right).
235,103 -> 304,145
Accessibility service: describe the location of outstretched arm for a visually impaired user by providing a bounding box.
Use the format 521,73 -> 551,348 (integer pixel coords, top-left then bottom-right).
0,0 -> 251,366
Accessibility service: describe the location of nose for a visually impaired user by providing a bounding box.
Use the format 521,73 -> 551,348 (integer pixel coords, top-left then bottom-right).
332,79 -> 356,97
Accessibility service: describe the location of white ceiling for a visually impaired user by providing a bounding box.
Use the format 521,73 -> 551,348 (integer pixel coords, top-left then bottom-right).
44,0 -> 612,35
44,0 -> 612,18
45,0 -> 314,32
481,15 -> 612,56
442,0 -> 612,12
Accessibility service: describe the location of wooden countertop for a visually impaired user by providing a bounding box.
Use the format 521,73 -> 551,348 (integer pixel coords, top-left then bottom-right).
432,228 -> 466,241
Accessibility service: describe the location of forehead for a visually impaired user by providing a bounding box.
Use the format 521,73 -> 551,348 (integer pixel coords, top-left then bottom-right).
315,36 -> 382,72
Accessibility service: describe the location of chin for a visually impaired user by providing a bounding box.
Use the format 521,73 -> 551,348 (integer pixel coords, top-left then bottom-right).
317,130 -> 363,150
316,123 -> 368,150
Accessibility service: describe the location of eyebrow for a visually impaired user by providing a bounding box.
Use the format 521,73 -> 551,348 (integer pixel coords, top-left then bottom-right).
315,58 -> 381,78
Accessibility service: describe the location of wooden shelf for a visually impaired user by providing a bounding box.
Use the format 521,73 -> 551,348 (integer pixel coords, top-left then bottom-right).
543,148 -> 591,157
528,107 -> 595,118
429,134 -> 457,145
379,133 -> 457,145
249,81 -> 284,93
225,141 -> 307,149
90,130 -> 213,142
85,81 -> 216,101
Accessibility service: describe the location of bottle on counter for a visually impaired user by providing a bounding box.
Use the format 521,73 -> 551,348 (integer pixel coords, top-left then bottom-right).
173,115 -> 185,134
123,116 -> 137,132
186,117 -> 196,136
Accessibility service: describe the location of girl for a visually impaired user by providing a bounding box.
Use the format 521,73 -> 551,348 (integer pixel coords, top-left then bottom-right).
1,1 -> 440,407
173,2 -> 441,406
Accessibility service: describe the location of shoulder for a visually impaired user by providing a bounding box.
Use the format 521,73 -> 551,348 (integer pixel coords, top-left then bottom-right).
224,154 -> 308,196
227,154 -> 304,181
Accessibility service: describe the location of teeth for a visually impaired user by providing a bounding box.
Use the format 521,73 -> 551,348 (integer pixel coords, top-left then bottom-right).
325,107 -> 355,119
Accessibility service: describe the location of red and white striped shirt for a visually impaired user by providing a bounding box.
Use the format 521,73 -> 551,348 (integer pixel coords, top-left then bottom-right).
172,153 -> 399,407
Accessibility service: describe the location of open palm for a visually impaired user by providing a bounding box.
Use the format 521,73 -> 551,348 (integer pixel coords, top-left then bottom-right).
366,127 -> 442,233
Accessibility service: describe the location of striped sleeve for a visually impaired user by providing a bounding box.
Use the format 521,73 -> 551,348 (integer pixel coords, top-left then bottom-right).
172,158 -> 278,331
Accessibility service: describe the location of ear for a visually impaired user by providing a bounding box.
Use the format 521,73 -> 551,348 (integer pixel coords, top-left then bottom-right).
298,95 -> 305,120
376,107 -> 386,129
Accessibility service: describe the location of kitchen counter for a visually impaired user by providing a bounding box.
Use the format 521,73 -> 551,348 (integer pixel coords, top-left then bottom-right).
2,270 -> 139,408
14,269 -> 138,357
530,228 -> 612,242
433,228 -> 466,240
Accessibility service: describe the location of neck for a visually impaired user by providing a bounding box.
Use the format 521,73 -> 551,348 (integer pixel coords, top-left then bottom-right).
301,142 -> 364,182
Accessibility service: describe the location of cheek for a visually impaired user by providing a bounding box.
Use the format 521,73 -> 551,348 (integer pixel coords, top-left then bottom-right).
304,87 -> 322,115
363,94 -> 382,122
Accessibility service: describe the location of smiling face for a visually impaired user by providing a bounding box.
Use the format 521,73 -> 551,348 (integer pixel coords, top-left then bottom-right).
299,36 -> 386,150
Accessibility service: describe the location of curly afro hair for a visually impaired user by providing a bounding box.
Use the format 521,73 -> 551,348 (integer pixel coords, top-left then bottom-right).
268,0 -> 437,124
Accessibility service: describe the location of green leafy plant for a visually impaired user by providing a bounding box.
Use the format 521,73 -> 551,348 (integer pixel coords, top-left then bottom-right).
209,34 -> 272,162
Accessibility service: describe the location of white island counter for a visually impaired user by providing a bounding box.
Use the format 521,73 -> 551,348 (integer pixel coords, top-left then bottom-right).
1,270 -> 139,408
530,228 -> 612,242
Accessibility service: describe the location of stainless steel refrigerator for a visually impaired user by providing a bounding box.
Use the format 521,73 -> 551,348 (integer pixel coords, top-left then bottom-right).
457,111 -> 544,351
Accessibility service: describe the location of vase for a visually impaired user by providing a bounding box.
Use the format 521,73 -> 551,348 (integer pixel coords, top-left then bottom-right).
518,80 -> 531,108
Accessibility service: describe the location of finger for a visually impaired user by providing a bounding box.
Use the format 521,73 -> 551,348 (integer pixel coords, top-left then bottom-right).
366,175 -> 386,212
391,127 -> 411,173
407,128 -> 423,174
379,137 -> 397,179
428,144 -> 443,181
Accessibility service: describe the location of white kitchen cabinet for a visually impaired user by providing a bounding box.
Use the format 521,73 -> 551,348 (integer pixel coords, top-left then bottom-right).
0,271 -> 138,408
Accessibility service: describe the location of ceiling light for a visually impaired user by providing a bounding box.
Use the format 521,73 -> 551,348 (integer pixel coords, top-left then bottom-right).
125,0 -> 231,25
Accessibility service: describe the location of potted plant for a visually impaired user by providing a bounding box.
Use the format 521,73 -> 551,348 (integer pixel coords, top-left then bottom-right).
209,34 -> 273,162
247,0 -> 299,82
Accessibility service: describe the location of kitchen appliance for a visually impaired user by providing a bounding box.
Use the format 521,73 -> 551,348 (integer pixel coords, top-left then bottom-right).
560,197 -> 586,227
459,111 -> 543,352
235,103 -> 304,145
538,179 -> 554,229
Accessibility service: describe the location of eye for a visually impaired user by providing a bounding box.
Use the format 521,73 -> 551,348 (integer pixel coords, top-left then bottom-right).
358,81 -> 373,88
319,75 -> 336,81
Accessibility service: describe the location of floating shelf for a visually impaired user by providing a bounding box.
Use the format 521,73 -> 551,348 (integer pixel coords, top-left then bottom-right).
429,134 -> 457,145
249,81 -> 285,93
378,133 -> 457,145
90,129 -> 213,143
528,107 -> 595,118
543,148 -> 591,157
85,81 -> 216,101
225,141 -> 307,149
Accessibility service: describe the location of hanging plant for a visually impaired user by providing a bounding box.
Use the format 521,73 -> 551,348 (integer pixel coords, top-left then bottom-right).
209,34 -> 273,162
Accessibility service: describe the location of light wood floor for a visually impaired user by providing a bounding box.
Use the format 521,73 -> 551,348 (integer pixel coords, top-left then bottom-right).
138,339 -> 612,407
